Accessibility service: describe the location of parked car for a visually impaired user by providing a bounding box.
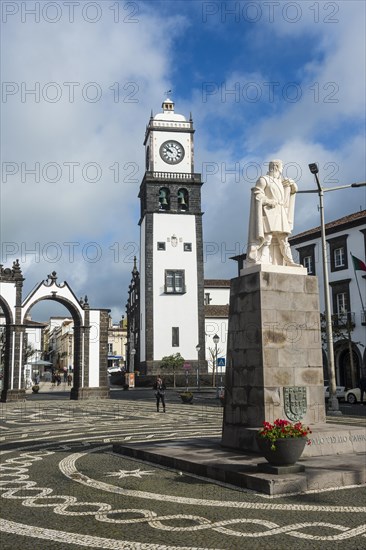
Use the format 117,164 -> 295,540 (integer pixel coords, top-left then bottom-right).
107,366 -> 122,375
344,387 -> 362,404
324,385 -> 346,400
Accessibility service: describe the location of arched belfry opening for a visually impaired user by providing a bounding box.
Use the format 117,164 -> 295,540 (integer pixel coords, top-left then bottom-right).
177,188 -> 189,211
159,187 -> 170,210
0,261 -> 110,402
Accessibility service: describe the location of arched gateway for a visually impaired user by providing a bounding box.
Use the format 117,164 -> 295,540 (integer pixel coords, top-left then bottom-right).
0,260 -> 109,402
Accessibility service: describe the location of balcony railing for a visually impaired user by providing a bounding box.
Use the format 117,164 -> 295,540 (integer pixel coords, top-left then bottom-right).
332,312 -> 355,329
145,171 -> 201,182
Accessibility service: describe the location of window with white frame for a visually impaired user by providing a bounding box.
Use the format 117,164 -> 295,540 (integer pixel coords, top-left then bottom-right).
334,247 -> 345,268
336,292 -> 347,314
303,255 -> 313,274
204,292 -> 211,305
330,278 -> 351,323
108,343 -> 113,354
328,235 -> 348,272
295,243 -> 316,275
164,270 -> 185,294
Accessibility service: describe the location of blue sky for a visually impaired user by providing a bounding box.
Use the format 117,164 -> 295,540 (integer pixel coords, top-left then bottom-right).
1,0 -> 365,321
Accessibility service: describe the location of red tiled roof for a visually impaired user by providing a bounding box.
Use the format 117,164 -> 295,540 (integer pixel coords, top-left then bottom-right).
205,305 -> 229,318
204,279 -> 231,288
290,210 -> 366,243
23,319 -> 47,327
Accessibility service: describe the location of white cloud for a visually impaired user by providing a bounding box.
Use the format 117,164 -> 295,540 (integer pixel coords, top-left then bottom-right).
1,1 -> 365,321
1,5 -> 188,318
189,1 -> 366,281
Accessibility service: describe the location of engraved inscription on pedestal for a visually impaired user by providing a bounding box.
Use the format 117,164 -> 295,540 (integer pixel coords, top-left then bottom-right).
284,386 -> 307,422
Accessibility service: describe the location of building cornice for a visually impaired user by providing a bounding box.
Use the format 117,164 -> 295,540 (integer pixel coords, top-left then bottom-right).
290,210 -> 366,246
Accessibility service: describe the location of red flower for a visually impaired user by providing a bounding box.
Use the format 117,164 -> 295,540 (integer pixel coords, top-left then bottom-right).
258,418 -> 311,450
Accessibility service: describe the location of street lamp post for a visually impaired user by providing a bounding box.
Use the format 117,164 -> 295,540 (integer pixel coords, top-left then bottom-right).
196,344 -> 201,391
130,348 -> 136,373
308,163 -> 339,415
213,334 -> 219,396
304,167 -> 366,415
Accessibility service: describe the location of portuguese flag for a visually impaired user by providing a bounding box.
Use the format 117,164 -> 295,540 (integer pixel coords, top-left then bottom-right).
351,253 -> 366,272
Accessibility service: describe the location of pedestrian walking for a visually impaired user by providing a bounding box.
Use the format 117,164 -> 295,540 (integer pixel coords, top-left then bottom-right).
153,375 -> 166,413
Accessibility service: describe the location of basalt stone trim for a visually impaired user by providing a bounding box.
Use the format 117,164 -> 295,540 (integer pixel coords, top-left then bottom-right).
139,175 -> 204,222
195,215 -> 207,370
83,309 -> 90,388
12,327 -> 24,391
71,386 -> 110,400
0,324 -> 12,402
1,389 -> 26,402
98,310 -> 110,388
72,324 -> 82,397
144,214 -> 154,362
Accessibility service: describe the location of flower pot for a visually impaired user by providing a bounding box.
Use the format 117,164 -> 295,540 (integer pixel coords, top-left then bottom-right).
180,394 -> 193,404
256,436 -> 307,466
32,386 -> 39,393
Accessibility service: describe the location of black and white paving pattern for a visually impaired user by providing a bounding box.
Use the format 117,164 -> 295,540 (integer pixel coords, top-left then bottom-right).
1,397 -> 365,549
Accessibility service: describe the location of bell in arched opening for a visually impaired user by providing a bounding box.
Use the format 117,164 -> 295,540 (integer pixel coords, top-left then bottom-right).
177,188 -> 189,211
159,187 -> 170,210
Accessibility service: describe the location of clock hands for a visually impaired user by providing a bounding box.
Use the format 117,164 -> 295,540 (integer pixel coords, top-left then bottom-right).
159,140 -> 184,164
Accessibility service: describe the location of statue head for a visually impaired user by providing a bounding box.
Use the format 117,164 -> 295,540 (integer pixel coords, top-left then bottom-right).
268,159 -> 283,176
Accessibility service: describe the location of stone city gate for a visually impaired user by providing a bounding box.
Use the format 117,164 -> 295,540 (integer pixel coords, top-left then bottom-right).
0,260 -> 110,402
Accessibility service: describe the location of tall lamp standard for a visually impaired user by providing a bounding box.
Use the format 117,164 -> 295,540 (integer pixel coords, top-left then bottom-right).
304,165 -> 366,415
213,334 -> 219,396
130,348 -> 136,374
196,344 -> 201,391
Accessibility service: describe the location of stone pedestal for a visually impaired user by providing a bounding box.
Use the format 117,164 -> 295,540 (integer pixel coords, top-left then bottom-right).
70,386 -> 110,400
0,389 -> 26,402
222,264 -> 326,450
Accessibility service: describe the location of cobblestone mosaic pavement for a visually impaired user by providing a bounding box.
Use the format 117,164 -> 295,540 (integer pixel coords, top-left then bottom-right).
1,397 -> 365,549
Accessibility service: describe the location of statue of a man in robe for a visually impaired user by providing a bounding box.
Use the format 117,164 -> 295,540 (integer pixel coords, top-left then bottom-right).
246,159 -> 300,266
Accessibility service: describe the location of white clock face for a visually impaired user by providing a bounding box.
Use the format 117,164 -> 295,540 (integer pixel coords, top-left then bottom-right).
159,140 -> 185,165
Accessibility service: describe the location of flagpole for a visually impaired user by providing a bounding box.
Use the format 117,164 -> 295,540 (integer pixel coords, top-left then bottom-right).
350,252 -> 365,312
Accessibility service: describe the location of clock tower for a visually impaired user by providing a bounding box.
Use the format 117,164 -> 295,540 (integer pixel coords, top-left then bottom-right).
138,98 -> 206,375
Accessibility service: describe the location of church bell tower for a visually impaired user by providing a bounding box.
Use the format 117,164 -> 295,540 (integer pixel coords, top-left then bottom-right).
138,98 -> 205,374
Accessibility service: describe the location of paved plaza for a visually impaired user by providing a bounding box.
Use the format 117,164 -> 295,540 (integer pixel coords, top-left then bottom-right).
0,391 -> 365,549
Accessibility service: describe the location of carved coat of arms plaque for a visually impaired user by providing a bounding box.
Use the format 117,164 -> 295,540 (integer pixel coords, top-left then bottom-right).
284,386 -> 307,421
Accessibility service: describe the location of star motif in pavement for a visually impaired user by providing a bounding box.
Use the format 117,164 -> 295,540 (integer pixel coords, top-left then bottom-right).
107,468 -> 155,479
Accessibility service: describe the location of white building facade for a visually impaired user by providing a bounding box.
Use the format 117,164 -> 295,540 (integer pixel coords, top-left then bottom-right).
107,316 -> 127,370
137,99 -> 206,374
290,210 -> 366,387
204,280 -> 230,378
0,264 -> 110,401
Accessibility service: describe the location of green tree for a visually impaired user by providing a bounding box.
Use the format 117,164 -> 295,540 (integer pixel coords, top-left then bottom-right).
160,353 -> 184,388
208,346 -> 224,386
24,343 -> 35,361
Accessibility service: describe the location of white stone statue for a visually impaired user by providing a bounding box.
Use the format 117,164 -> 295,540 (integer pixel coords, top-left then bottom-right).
246,159 -> 300,266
